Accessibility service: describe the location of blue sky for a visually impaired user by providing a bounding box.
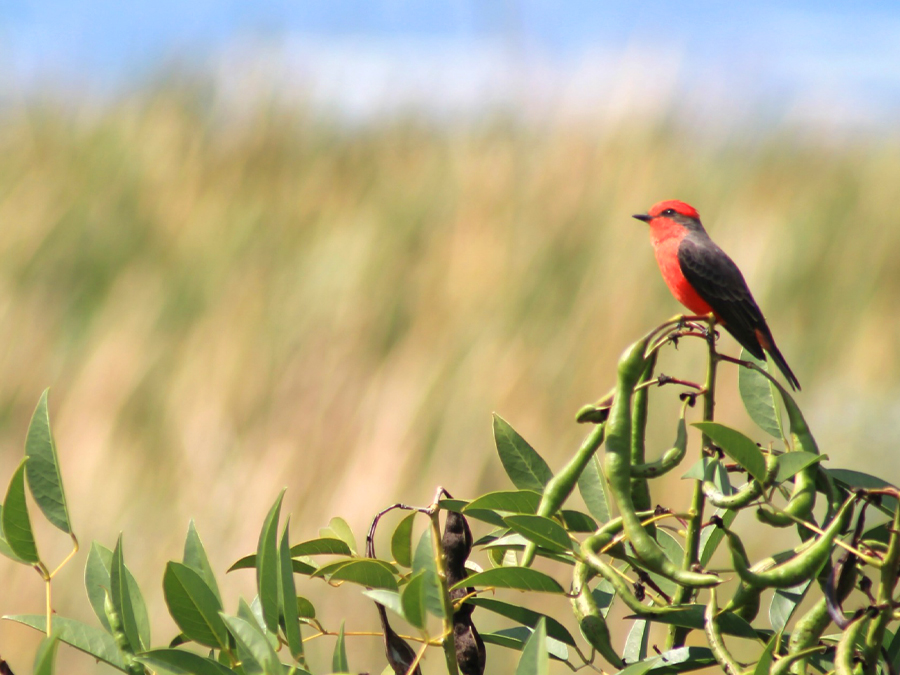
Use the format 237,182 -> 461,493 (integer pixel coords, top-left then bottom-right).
3,1 -> 900,127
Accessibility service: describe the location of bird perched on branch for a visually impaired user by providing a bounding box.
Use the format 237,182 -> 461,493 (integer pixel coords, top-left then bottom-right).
633,200 -> 800,391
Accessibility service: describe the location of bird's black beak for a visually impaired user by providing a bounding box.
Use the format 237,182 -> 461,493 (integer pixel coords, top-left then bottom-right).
632,213 -> 651,223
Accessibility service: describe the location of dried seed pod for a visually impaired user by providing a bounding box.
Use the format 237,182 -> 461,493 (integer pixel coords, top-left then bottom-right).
367,511 -> 422,675
442,510 -> 473,585
377,604 -> 422,675
453,612 -> 486,675
443,510 -> 485,674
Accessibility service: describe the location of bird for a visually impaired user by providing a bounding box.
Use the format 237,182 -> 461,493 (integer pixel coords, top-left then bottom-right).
633,199 -> 800,391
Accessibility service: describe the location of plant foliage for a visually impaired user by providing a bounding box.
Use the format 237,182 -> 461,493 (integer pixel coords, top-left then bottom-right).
2,321 -> 898,675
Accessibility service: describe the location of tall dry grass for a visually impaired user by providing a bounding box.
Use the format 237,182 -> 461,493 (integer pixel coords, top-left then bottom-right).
0,85 -> 899,672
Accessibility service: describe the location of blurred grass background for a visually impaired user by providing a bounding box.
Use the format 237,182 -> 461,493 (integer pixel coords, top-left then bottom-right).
1,82 -> 900,671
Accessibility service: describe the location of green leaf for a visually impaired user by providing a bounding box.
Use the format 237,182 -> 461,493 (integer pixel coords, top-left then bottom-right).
699,510 -> 736,567
221,613 -> 282,675
319,517 -> 357,554
711,459 -> 733,496
256,490 -> 284,633
577,455 -> 611,524
32,633 -> 60,675
4,615 -> 127,670
770,580 -> 812,633
163,561 -> 229,649
645,529 -> 683,597
503,515 -> 573,553
314,559 -> 399,591
559,510 -> 597,533
466,490 -> 542,514
624,618 -> 649,663
682,456 -> 710,481
493,414 -> 553,492
136,649 -> 237,675
515,618 -> 549,675
467,597 -> 577,646
483,533 -> 530,551
632,606 -> 758,639
332,620 -> 349,673
616,647 -> 715,674
2,459 -> 39,563
829,469 -> 896,491
183,520 -> 222,607
452,567 -> 564,594
390,513 -> 416,567
738,350 -> 783,438
278,519 -> 304,663
84,542 -> 113,631
592,584 -> 615,618
649,647 -> 716,672
0,506 -> 27,564
452,507 -> 506,528
111,535 -> 149,652
241,597 -> 279,652
775,453 -> 825,484
362,589 -> 405,620
481,627 -> 568,661
616,657 -> 659,675
290,537 -> 352,557
400,571 -> 428,629
887,627 -> 900,672
438,498 -> 468,512
24,390 -> 72,534
829,469 -> 898,515
228,554 -> 316,576
296,596 -> 316,619
862,521 -> 894,546
412,527 -> 444,618
753,635 -> 779,675
693,422 -> 766,482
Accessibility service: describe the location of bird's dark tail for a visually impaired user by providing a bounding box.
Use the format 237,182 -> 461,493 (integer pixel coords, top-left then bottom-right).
766,344 -> 801,391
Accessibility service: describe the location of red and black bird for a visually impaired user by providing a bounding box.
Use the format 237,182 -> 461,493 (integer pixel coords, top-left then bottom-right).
634,200 -> 800,391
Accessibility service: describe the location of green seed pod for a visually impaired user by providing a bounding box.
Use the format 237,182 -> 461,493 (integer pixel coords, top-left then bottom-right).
782,597 -> 830,675
603,337 -> 719,589
576,388 -> 616,424
582,510 -> 655,560
104,587 -> 141,674
521,422 -> 606,567
705,454 -> 776,510
835,611 -> 868,675
631,402 -> 689,480
582,545 -> 676,617
103,588 -> 132,655
704,589 -> 741,675
757,466 -> 816,527
629,354 -> 657,527
724,496 -> 854,590
723,582 -> 762,623
571,563 -> 624,669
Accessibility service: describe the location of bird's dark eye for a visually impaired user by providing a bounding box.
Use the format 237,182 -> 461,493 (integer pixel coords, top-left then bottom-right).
662,209 -> 675,216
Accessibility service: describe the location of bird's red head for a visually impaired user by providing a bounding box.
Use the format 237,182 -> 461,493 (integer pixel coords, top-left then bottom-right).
633,200 -> 705,242
633,200 -> 702,231
647,200 -> 700,220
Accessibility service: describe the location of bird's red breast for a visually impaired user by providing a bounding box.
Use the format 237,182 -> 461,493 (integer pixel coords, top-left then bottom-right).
645,204 -> 715,317
652,234 -> 715,316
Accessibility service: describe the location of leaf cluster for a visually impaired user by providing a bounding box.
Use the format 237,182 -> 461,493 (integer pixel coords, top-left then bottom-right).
2,323 -> 900,675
